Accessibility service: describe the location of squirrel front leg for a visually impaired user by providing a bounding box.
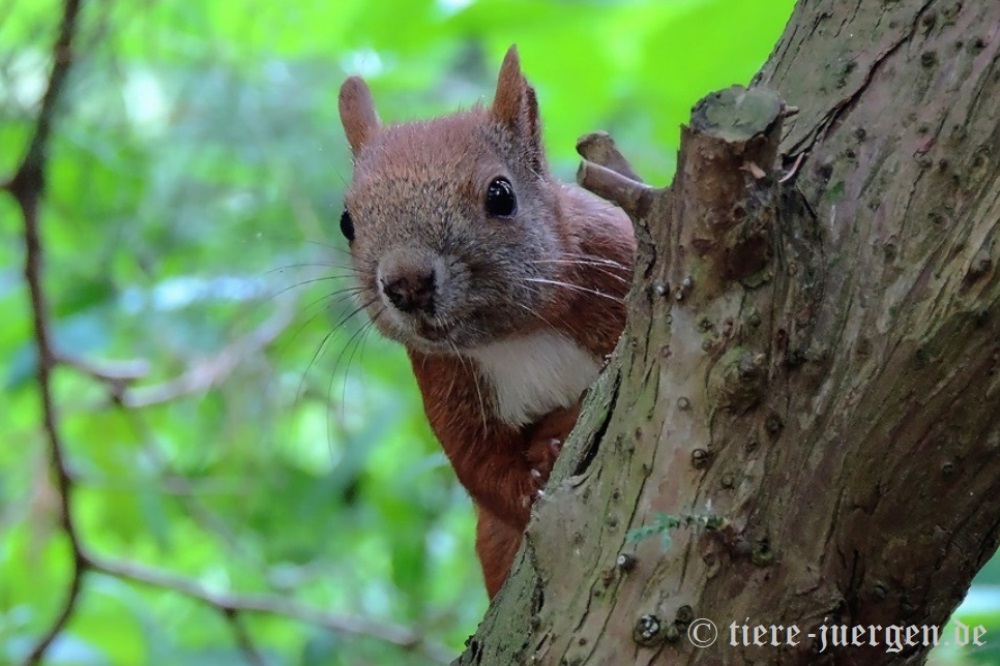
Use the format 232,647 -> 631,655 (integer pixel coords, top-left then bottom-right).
441,406 -> 579,530
470,402 -> 584,522
475,505 -> 523,598
451,436 -> 544,528
475,404 -> 584,597
412,353 -> 584,527
472,404 -> 582,525
413,353 -> 550,526
448,405 -> 581,529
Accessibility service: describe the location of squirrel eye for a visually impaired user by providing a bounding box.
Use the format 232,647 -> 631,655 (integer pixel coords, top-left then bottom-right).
340,209 -> 355,242
484,177 -> 517,218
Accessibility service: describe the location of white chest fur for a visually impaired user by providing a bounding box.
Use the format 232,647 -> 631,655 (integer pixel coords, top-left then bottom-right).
467,331 -> 600,428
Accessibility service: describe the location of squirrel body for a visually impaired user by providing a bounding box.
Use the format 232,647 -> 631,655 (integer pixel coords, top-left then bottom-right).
338,47 -> 635,598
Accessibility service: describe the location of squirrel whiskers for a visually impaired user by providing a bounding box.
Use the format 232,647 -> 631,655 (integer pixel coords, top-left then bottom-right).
337,46 -> 635,598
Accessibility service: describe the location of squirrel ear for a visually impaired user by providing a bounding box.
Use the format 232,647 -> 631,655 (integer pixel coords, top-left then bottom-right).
492,45 -> 545,172
339,76 -> 382,156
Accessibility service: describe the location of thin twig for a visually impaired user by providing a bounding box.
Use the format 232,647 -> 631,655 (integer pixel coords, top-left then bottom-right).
223,610 -> 270,666
576,131 -> 644,183
5,0 -> 81,200
60,354 -> 151,383
577,159 -> 655,221
89,556 -> 454,664
12,0 -> 86,664
122,408 -> 256,561
8,3 -> 454,664
119,303 -> 295,407
61,299 -> 294,410
779,150 -> 807,184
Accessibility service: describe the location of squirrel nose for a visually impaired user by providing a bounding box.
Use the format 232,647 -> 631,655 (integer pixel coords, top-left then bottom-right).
382,271 -> 436,314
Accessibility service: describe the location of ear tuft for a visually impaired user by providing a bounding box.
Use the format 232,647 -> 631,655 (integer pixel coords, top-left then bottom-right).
339,76 -> 381,156
491,45 -> 545,172
493,46 -> 524,129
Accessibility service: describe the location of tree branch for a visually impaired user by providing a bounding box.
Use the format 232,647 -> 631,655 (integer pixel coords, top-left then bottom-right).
576,131 -> 645,183
577,160 -> 655,221
119,303 -> 295,408
8,3 -> 452,664
61,300 -> 294,409
4,0 -> 81,201
88,556 -> 454,664
576,130 -> 654,222
11,1 -> 86,664
60,354 -> 151,384
222,609 -> 270,666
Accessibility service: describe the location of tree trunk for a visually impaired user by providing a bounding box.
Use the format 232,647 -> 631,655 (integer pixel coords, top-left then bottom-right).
457,0 -> 1000,664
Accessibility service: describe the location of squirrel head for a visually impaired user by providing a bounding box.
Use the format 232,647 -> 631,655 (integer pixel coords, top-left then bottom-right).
337,46 -> 566,353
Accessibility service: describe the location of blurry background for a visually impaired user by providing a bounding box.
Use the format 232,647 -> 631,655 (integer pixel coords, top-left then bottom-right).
2,0 -> 997,664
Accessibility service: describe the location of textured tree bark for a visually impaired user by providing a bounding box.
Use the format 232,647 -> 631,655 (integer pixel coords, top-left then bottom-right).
456,1 -> 1000,664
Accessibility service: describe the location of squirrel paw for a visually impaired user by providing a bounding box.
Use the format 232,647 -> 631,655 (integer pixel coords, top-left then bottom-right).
522,404 -> 579,510
520,488 -> 546,509
523,437 -> 562,510
526,437 -> 563,485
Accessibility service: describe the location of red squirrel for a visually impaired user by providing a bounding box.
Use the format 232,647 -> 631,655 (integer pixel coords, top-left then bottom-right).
337,46 -> 635,598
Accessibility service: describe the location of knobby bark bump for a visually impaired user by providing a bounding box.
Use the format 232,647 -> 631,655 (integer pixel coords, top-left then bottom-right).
459,1 -> 1000,664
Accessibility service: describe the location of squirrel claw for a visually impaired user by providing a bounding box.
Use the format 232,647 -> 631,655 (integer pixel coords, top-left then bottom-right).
521,482 -> 547,511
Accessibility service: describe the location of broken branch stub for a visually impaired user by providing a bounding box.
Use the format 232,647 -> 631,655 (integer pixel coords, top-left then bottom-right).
576,131 -> 655,223
577,131 -> 645,183
577,160 -> 654,222
577,86 -> 784,304
672,86 -> 784,299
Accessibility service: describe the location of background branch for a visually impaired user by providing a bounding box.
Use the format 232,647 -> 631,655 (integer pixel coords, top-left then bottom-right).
120,302 -> 296,408
6,3 -> 455,664
11,1 -> 86,663
223,610 -> 270,666
65,300 -> 296,408
89,556 -> 453,664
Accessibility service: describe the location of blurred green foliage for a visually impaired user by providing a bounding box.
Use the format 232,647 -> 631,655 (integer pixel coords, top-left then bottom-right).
3,0 -> 995,664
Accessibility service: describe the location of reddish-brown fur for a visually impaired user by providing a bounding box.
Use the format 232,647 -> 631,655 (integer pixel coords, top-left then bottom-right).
338,46 -> 635,598
408,184 -> 633,596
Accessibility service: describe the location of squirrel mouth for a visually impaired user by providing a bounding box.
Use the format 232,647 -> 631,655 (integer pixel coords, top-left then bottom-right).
415,320 -> 452,343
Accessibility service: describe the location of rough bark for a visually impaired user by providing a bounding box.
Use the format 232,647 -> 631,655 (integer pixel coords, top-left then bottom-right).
457,0 -> 1000,664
